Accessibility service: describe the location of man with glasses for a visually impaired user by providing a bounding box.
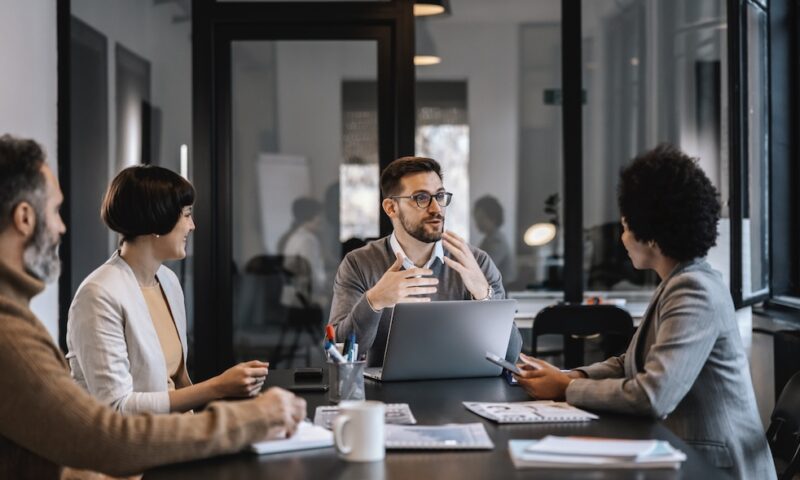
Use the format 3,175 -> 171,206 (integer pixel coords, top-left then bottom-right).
328,156 -> 522,367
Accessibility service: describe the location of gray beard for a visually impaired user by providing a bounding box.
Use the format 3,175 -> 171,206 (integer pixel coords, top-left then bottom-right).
398,210 -> 444,243
23,216 -> 61,283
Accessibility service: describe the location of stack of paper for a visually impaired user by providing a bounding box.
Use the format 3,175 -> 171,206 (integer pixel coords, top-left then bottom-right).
249,421 -> 333,455
509,436 -> 686,469
464,401 -> 598,423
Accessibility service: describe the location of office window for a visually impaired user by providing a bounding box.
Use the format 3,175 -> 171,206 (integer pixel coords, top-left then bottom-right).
581,0 -> 728,293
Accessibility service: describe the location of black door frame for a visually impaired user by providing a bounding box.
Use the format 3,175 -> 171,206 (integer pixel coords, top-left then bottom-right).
192,0 -> 415,379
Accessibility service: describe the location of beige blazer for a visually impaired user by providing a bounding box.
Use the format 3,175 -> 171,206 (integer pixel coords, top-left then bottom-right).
66,252 -> 189,414
566,259 -> 775,479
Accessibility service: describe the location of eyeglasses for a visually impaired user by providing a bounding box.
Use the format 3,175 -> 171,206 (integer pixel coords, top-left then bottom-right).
390,191 -> 453,209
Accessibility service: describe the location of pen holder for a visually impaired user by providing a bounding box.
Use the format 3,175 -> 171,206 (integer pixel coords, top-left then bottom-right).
328,360 -> 366,403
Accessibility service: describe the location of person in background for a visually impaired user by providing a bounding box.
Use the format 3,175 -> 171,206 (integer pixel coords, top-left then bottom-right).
473,195 -> 516,284
328,156 -> 522,366
0,134 -> 305,479
513,144 -> 775,479
67,165 -> 270,414
280,197 -> 328,309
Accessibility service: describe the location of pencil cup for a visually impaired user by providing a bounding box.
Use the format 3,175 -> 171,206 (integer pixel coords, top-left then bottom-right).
328,360 -> 366,403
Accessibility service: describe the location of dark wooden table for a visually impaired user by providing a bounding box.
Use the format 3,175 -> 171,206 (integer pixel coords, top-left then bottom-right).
147,370 -> 727,479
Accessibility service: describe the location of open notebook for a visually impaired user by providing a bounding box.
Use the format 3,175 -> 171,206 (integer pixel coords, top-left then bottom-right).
464,401 -> 598,424
249,421 -> 333,455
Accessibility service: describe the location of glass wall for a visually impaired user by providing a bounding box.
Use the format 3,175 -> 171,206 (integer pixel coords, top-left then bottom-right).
414,0 -> 563,296
581,0 -> 728,294
68,0 -> 194,349
230,40 -> 378,367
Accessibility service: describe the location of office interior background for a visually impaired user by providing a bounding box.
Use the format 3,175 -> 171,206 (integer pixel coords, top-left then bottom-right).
1,0 -> 797,428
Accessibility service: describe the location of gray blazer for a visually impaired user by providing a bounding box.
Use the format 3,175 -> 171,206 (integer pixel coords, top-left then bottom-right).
566,259 -> 774,479
328,235 -> 523,367
66,252 -> 189,414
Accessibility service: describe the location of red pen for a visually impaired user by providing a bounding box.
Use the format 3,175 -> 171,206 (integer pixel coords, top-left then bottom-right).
325,325 -> 336,342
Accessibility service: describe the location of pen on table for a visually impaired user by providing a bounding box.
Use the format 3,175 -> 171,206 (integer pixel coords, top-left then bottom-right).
324,340 -> 346,363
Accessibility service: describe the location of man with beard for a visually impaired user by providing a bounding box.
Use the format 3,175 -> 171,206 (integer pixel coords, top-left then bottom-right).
328,156 -> 522,366
0,134 -> 306,478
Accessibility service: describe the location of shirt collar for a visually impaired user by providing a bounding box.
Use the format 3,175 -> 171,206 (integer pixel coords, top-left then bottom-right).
389,232 -> 443,270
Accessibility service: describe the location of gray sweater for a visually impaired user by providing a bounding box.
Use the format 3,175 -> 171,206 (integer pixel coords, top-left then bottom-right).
328,235 -> 523,367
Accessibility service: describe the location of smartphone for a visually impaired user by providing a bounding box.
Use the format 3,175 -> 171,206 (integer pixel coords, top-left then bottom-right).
485,351 -> 522,375
294,367 -> 323,381
287,384 -> 329,393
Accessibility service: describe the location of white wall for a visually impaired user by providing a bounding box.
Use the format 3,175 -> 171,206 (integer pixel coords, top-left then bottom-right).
0,0 -> 59,341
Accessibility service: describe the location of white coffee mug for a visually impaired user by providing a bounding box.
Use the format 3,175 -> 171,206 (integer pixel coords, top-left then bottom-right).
333,400 -> 385,462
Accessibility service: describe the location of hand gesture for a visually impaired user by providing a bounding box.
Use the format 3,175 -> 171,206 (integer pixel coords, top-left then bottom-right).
365,252 -> 439,311
254,387 -> 307,439
210,360 -> 269,398
442,231 -> 491,300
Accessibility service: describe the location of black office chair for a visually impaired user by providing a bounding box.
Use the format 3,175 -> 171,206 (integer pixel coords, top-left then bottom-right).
532,304 -> 634,369
767,371 -> 800,479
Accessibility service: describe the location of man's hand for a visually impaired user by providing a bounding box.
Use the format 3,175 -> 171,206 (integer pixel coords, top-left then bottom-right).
512,354 -> 574,401
254,387 -> 307,439
442,230 -> 491,300
366,252 -> 439,311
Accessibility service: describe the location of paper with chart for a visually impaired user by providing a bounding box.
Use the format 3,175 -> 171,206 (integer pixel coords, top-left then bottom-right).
384,423 -> 494,450
313,403 -> 417,429
464,400 -> 598,424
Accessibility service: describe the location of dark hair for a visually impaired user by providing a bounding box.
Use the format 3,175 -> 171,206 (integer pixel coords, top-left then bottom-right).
380,156 -> 443,198
101,165 -> 195,243
474,195 -> 504,226
0,134 -> 47,231
618,144 -> 720,261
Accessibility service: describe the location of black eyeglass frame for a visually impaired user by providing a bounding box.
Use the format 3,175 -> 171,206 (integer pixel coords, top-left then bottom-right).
389,191 -> 453,208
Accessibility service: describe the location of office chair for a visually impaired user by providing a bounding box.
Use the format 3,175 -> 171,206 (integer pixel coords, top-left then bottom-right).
532,304 -> 634,369
767,371 -> 800,480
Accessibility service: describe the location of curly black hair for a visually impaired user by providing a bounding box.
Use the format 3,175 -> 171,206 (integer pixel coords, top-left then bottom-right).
617,144 -> 721,262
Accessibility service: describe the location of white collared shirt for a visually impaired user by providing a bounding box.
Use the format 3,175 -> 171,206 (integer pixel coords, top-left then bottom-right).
389,232 -> 443,270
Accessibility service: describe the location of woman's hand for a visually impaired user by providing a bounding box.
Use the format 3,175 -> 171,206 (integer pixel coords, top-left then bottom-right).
210,360 -> 269,399
513,353 -> 575,401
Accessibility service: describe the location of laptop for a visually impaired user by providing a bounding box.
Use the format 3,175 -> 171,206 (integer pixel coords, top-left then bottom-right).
363,299 -> 517,381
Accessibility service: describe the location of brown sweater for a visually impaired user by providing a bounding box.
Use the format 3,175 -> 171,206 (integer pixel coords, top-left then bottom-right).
0,259 -> 271,479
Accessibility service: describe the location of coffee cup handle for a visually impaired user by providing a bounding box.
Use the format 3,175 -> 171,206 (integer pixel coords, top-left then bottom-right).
333,414 -> 352,455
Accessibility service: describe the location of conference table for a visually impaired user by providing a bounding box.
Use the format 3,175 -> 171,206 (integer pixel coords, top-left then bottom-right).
147,370 -> 727,479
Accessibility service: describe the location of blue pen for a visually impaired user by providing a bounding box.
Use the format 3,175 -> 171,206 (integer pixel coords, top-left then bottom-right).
347,333 -> 357,361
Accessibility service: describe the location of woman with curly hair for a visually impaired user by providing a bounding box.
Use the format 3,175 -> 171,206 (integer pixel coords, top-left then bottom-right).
514,144 -> 774,479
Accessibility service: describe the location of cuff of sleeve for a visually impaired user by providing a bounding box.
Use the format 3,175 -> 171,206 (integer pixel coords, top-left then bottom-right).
355,294 -> 383,321
564,378 -> 589,405
364,292 -> 381,312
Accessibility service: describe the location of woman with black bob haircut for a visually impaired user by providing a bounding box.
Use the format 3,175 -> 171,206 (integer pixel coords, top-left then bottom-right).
67,165 -> 270,414
513,144 -> 774,479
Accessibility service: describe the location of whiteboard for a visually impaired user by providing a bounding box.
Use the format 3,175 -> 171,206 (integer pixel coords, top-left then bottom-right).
256,153 -> 311,253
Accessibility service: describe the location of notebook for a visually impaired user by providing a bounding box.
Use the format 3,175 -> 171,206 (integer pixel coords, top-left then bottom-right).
508,436 -> 687,469
313,403 -> 417,429
384,423 -> 494,450
464,401 -> 598,423
249,421 -> 333,455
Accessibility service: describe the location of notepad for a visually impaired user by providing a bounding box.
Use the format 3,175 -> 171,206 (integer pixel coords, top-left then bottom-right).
313,403 -> 417,429
384,423 -> 494,450
249,421 -> 333,455
464,401 -> 598,423
508,436 -> 686,470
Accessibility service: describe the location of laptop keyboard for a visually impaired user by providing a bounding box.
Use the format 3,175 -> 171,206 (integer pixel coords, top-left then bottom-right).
364,367 -> 382,380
